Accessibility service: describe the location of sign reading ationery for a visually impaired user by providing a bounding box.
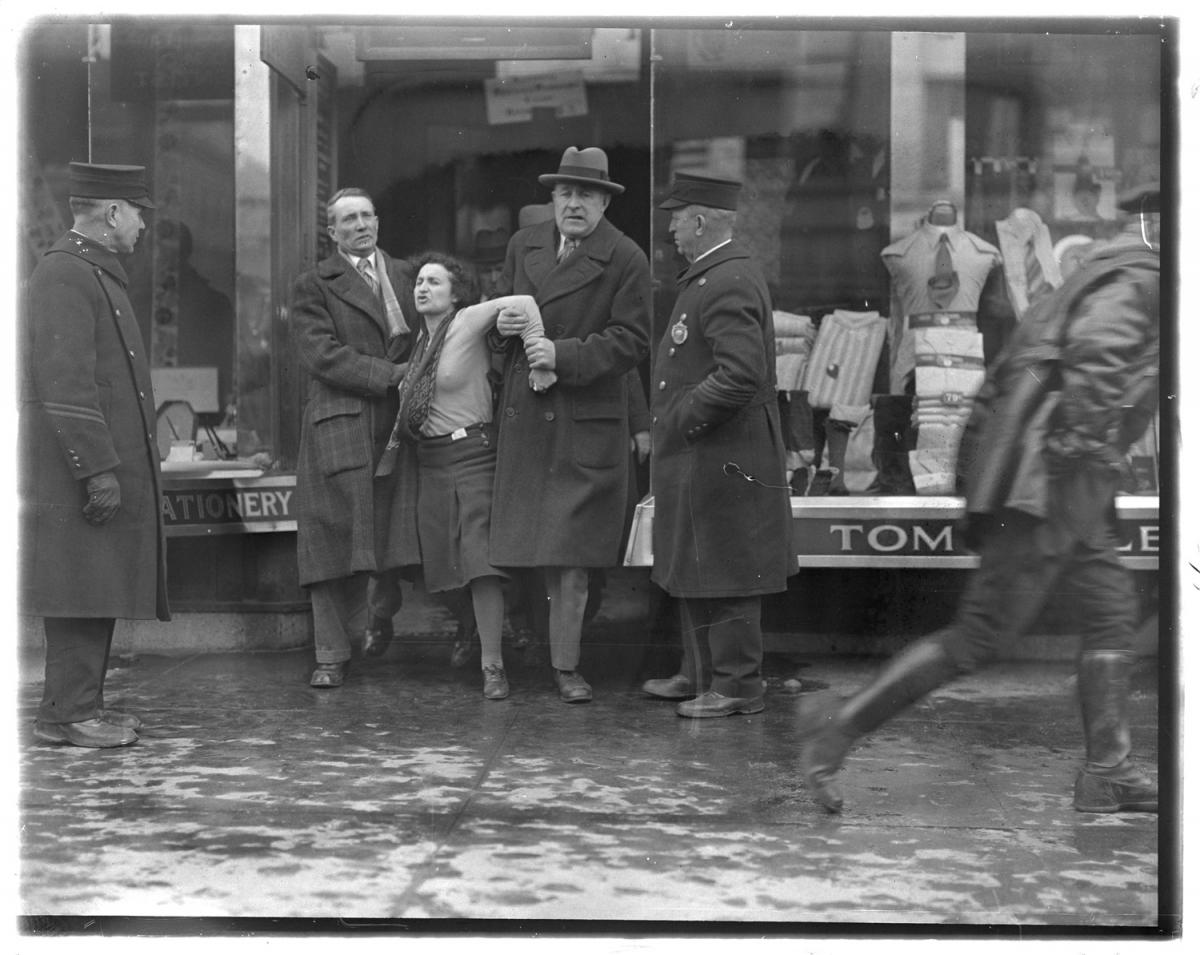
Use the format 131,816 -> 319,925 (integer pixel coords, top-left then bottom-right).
161,475 -> 296,536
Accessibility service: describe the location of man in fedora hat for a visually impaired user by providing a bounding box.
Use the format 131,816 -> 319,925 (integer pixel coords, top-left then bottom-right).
644,172 -> 795,718
20,161 -> 167,747
796,181 -> 1161,814
490,146 -> 651,703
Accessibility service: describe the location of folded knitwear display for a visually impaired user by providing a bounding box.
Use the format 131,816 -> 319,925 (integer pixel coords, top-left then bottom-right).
775,353 -> 809,392
802,309 -> 887,410
914,365 -> 986,400
912,327 -> 985,426
913,422 -> 966,452
776,336 -> 815,354
912,326 -> 984,358
908,449 -> 958,495
773,310 -> 815,392
773,310 -> 814,338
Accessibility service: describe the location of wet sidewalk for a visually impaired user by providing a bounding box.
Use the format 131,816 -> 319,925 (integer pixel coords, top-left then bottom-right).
16,633 -> 1164,929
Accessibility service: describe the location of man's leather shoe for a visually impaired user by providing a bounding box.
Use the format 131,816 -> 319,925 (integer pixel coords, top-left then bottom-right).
642,674 -> 696,700
554,669 -> 592,703
102,709 -> 144,731
483,664 -> 510,700
34,718 -> 138,748
676,690 -> 764,718
361,620 -> 394,658
310,662 -> 347,688
1074,760 -> 1158,813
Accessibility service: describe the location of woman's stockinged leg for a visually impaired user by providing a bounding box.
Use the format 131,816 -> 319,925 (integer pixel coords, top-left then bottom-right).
471,575 -> 506,668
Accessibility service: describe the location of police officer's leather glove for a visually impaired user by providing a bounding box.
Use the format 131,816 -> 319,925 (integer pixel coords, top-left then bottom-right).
83,471 -> 121,525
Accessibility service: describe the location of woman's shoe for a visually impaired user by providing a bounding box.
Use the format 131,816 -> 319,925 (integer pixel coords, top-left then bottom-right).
310,662 -> 348,688
483,664 -> 510,700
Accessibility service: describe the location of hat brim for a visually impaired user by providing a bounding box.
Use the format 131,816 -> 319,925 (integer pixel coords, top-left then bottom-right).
127,196 -> 157,210
657,196 -> 691,210
538,173 -> 625,195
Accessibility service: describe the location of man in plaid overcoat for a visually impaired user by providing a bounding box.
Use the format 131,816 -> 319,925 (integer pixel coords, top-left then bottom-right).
291,188 -> 419,687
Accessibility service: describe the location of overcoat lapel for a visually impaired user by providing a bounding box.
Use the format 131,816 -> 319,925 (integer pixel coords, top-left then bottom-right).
523,218 -> 620,308
319,253 -> 390,339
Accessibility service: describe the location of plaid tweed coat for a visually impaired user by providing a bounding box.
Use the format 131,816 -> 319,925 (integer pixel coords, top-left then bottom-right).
292,250 -> 419,587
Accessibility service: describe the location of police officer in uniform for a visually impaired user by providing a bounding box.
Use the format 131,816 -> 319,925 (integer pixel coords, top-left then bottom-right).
646,173 -> 795,718
21,162 -> 168,748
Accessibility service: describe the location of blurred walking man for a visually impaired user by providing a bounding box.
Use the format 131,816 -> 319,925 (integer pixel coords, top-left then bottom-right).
797,182 -> 1162,814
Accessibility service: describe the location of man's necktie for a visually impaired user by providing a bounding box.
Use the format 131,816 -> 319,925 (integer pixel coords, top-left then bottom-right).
557,238 -> 579,263
927,232 -> 959,308
359,257 -> 379,294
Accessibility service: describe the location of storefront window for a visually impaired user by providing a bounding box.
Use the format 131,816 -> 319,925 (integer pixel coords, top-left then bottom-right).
20,22 -> 276,466
88,24 -> 239,452
964,31 -> 1161,251
963,30 -> 1163,495
22,20 -> 1164,498
648,24 -> 1161,498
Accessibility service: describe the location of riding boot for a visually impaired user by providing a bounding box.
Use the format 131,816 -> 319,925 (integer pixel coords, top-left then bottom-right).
797,638 -> 959,812
1073,650 -> 1157,813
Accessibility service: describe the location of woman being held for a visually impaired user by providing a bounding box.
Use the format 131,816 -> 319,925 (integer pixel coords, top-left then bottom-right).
387,251 -> 551,699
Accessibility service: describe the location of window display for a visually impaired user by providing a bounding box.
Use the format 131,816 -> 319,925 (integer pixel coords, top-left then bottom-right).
21,19 -> 1162,507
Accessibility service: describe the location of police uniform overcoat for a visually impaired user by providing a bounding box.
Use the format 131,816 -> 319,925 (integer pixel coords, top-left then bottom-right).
650,240 -> 795,598
291,250 -> 419,587
490,216 -> 651,567
19,232 -> 169,620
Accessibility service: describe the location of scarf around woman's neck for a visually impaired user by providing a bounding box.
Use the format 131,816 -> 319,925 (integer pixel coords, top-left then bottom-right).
386,310 -> 455,452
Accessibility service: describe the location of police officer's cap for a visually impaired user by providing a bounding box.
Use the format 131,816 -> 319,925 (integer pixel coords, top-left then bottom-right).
69,162 -> 157,209
658,173 -> 743,212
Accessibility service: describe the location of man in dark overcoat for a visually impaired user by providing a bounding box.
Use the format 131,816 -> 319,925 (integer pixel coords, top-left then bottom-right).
292,187 -> 420,687
646,173 -> 796,718
20,162 -> 167,748
491,147 -> 651,703
797,183 -> 1162,815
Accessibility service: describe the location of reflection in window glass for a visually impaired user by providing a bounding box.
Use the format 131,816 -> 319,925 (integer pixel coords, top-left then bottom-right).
653,28 -> 893,322
964,32 -> 1161,250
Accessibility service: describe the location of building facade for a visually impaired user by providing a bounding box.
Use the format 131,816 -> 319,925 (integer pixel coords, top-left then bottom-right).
18,19 -> 1171,650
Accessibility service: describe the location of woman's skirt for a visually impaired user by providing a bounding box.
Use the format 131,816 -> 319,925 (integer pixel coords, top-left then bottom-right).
416,422 -> 508,593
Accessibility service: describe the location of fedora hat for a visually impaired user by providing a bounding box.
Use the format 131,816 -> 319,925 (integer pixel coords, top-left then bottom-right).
518,202 -> 556,229
69,161 -> 156,209
538,147 -> 625,195
472,227 -> 510,265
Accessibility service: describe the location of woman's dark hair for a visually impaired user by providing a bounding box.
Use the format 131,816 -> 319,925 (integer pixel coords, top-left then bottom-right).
412,250 -> 481,310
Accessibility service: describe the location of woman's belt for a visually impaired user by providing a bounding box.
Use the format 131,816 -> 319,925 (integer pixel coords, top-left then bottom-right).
419,422 -> 490,445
